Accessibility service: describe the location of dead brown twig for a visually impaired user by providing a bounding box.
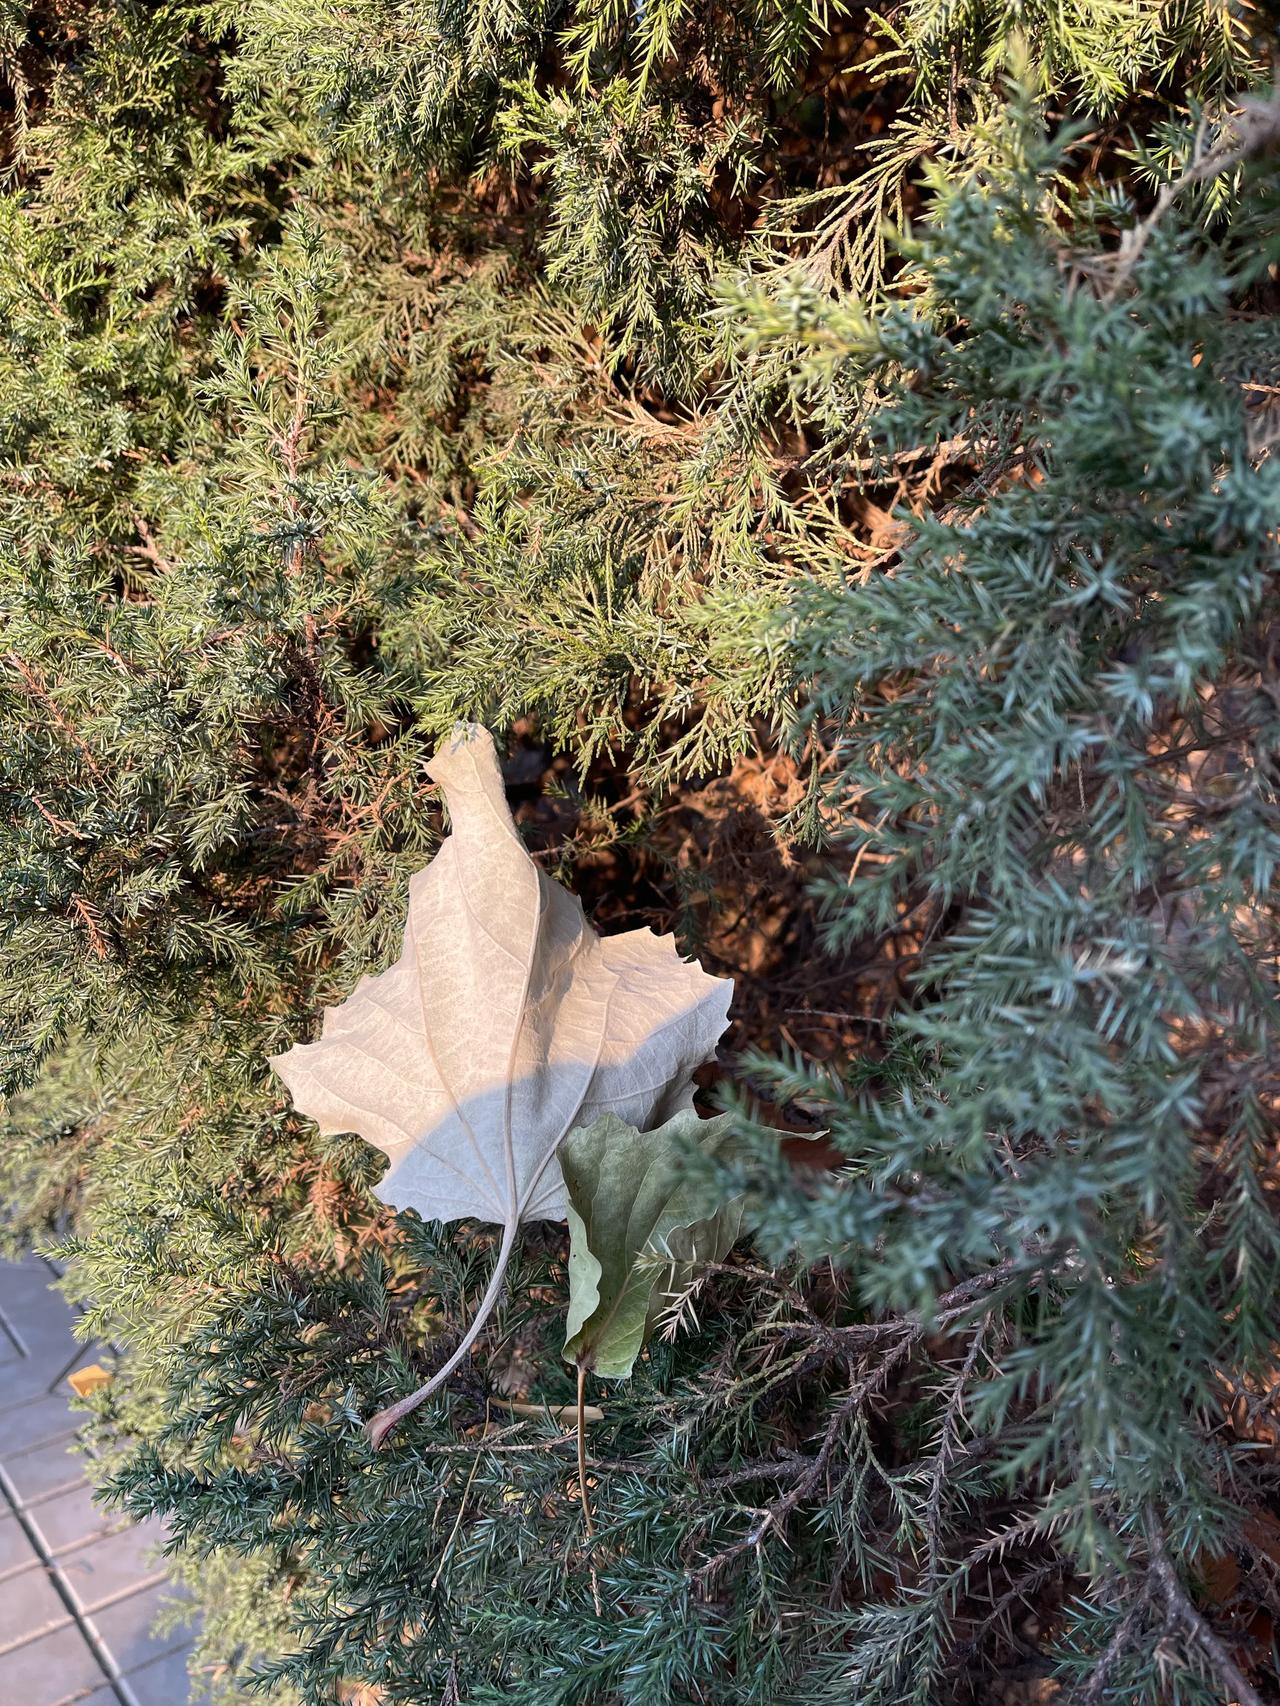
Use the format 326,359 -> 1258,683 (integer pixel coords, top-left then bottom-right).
689,1327 -> 919,1590
1146,1518 -> 1266,1706
1107,91 -> 1280,301
4,651 -> 106,781
690,1257 -> 1036,1590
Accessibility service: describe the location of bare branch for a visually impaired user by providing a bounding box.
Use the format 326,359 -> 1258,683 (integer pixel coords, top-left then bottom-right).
1107,92 -> 1280,300
1146,1518 -> 1266,1706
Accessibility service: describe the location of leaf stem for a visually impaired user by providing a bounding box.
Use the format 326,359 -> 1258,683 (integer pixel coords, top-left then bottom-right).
577,1361 -> 602,1615
366,1218 -> 518,1449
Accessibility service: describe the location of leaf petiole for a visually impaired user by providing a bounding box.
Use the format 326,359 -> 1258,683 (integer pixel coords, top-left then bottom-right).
366,1217 -> 518,1449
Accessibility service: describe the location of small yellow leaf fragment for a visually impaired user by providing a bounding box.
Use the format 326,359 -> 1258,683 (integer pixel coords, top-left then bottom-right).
68,1363 -> 111,1397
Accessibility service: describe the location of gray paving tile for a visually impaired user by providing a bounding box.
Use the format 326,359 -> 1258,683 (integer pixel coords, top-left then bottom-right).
0,1621 -> 111,1706
6,1315 -> 87,1372
4,1271 -> 81,1327
88,1581 -> 189,1676
28,1481 -> 120,1555
3,1434 -> 88,1506
0,1389 -> 83,1456
58,1519 -> 169,1614
0,1510 -> 41,1581
119,1644 -> 207,1706
0,1253 -> 61,1305
0,1562 -> 72,1652
0,1263 -> 81,1336
4,1277 -> 84,1333
78,1690 -> 127,1706
0,1344 -> 102,1414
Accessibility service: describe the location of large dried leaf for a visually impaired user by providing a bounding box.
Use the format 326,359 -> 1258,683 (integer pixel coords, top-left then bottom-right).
269,722 -> 732,1439
561,1109 -> 748,1380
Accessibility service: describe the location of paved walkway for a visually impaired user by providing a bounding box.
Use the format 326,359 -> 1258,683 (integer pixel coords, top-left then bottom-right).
0,1253 -> 207,1705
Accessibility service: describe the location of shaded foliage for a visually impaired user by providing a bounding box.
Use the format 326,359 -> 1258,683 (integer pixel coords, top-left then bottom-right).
1,2 -> 1277,1703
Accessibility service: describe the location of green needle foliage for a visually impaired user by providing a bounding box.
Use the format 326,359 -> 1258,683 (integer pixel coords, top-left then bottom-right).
1,2 -> 1277,1703
721,88 -> 1280,1697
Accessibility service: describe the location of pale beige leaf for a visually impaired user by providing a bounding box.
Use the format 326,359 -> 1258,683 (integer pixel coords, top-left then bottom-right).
268,722 -> 732,1442
271,722 -> 731,1227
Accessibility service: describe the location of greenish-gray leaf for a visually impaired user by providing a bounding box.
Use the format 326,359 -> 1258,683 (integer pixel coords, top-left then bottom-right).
561,1108 -> 747,1379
